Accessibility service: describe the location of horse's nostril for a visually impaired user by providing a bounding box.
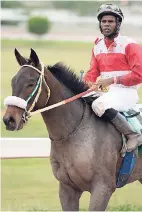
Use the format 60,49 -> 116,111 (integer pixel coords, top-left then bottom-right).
3,117 -> 8,126
3,115 -> 16,130
9,116 -> 15,123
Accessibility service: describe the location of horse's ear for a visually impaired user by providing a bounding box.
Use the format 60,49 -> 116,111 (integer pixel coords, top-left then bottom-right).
14,48 -> 27,66
30,48 -> 40,67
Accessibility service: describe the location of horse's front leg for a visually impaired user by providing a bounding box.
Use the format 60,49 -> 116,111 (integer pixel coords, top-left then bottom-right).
59,182 -> 82,211
89,182 -> 115,211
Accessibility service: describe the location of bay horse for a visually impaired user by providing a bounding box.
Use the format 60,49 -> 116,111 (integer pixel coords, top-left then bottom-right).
3,49 -> 142,211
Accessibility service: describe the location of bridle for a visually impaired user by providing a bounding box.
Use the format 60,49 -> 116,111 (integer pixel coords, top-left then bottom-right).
22,62 -> 50,112
4,62 -> 50,123
4,62 -> 103,124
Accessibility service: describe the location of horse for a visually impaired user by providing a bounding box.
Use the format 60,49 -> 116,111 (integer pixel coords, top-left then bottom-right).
3,48 -> 142,211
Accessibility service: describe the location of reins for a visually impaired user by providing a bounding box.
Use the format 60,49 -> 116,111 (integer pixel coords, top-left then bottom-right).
29,86 -> 98,117
4,62 -> 104,121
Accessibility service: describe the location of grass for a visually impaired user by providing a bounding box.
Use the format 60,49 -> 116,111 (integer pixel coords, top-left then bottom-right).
1,39 -> 93,49
1,39 -> 142,138
1,158 -> 142,211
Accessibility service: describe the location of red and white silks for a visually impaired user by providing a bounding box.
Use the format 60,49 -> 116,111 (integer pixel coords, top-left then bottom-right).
84,34 -> 142,116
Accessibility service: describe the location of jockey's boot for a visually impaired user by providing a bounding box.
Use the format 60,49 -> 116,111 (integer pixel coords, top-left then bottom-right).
102,109 -> 142,152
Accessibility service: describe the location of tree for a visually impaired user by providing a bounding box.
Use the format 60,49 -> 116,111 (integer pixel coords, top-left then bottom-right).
28,16 -> 50,36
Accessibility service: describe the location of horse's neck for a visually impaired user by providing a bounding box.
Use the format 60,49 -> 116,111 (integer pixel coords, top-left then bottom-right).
41,71 -> 84,142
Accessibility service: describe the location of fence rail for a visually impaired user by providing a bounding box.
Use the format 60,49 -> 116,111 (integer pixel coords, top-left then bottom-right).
1,138 -> 51,159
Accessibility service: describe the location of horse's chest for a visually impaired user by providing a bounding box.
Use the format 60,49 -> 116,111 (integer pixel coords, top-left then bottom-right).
50,144 -> 95,190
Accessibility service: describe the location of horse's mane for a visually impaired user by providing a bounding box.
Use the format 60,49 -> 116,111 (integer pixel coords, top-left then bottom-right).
47,62 -> 89,94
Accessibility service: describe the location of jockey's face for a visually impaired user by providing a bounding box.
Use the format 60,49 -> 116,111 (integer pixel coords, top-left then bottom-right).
100,15 -> 116,37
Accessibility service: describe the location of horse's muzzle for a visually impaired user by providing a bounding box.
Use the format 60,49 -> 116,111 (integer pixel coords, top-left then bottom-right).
3,106 -> 25,131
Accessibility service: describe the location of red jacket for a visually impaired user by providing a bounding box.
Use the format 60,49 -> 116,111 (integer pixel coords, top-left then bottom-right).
84,34 -> 142,88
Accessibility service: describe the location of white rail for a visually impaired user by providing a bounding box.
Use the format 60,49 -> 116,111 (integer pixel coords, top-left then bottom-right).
1,138 -> 51,159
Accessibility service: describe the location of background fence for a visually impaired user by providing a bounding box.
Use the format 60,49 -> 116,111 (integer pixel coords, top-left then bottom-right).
1,138 -> 51,159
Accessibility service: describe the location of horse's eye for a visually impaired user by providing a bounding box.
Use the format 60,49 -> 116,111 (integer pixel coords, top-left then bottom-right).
27,79 -> 35,87
28,83 -> 34,87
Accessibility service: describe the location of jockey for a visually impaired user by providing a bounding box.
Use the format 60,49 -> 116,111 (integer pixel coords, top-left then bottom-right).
83,3 -> 142,152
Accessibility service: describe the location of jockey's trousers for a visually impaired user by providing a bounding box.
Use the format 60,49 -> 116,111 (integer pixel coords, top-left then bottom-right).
92,86 -> 139,117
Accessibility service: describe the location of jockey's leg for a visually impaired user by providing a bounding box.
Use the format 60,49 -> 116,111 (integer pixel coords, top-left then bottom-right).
91,87 -> 142,152
101,108 -> 142,152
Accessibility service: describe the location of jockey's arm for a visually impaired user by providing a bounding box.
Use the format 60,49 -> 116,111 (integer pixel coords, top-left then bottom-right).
115,43 -> 142,86
83,49 -> 100,87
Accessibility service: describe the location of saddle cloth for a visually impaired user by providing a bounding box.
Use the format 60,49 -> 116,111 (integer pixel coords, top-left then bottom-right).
123,105 -> 142,155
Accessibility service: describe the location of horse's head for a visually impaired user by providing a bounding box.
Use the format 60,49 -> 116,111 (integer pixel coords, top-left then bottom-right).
3,48 -> 50,131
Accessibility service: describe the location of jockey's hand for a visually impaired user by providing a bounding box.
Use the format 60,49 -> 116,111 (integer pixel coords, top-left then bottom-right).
87,82 -> 98,90
97,78 -> 113,89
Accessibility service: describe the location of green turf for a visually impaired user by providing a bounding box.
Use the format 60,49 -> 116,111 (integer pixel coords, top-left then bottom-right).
1,39 -> 93,49
1,39 -> 142,138
1,158 -> 142,211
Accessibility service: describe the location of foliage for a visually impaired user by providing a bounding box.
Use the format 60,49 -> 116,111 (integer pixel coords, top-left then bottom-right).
2,1 -> 141,16
49,1 -> 122,16
51,1 -> 100,16
1,0 -> 23,8
28,16 -> 50,36
1,20 -> 20,26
